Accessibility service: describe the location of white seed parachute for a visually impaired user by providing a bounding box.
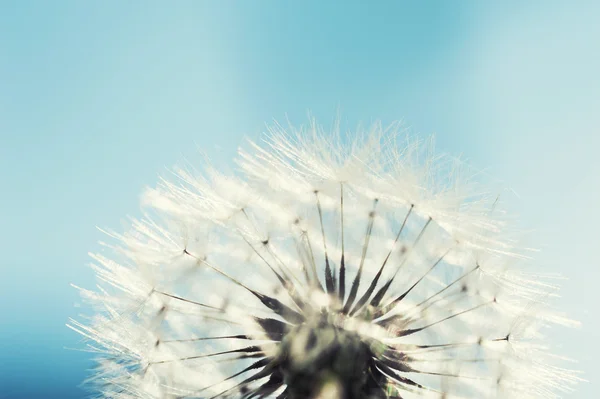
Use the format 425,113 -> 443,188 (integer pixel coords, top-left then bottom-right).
69,120 -> 581,399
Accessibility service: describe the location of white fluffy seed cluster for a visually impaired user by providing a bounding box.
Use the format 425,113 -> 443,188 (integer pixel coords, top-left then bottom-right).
70,121 -> 580,399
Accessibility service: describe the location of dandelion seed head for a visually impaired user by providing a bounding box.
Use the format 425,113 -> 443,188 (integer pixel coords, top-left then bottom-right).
71,120 -> 580,398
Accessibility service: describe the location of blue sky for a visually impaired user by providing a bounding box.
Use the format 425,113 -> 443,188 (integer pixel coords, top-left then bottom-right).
1,1 -> 598,397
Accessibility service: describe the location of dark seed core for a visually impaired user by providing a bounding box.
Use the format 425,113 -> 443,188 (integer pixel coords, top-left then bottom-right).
277,315 -> 387,399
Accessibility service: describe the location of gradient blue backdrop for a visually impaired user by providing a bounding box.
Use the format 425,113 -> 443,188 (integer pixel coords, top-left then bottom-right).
1,1 -> 598,398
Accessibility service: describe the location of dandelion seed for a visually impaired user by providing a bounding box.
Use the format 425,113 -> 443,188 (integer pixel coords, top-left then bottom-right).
70,120 -> 581,398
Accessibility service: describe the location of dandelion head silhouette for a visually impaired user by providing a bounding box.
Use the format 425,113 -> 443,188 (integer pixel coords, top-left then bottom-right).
70,121 -> 580,398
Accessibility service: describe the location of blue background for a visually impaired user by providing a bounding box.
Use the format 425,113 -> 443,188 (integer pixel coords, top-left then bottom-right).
1,1 -> 598,397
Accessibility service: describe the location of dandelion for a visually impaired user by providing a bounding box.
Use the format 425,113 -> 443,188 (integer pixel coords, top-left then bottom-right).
70,120 -> 580,398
